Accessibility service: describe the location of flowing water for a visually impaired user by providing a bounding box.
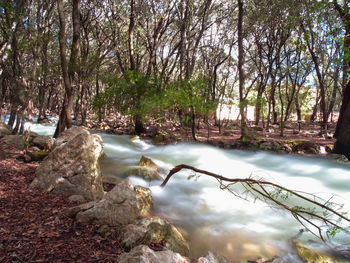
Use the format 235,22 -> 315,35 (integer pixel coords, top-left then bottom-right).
23,120 -> 350,262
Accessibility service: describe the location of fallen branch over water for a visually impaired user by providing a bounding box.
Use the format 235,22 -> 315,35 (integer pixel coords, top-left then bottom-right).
161,164 -> 350,258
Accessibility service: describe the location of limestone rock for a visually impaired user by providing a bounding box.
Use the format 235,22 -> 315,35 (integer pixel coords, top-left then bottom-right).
0,123 -> 12,138
295,241 -> 349,263
292,141 -> 320,155
53,126 -> 89,149
121,217 -> 190,257
258,141 -> 284,153
24,151 -> 48,162
102,174 -> 124,185
139,155 -> 158,171
37,117 -> 52,124
64,179 -> 153,226
118,245 -> 190,263
152,130 -> 175,145
197,251 -> 233,263
327,153 -> 349,163
121,166 -> 163,181
0,135 -> 25,150
31,135 -> 55,151
68,194 -> 86,203
29,131 -> 40,138
30,127 -> 104,201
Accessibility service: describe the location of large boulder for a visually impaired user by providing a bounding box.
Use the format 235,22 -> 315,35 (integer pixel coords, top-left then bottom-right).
30,127 -> 104,201
53,126 -> 89,149
31,135 -> 55,151
120,166 -> 163,182
118,245 -> 190,263
64,179 -> 153,226
0,123 -> 12,138
121,217 -> 190,257
0,135 -> 25,150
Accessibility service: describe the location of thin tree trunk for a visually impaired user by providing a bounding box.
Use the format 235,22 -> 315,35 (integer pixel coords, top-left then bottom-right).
54,0 -> 81,138
295,95 -> 302,121
128,0 -> 136,71
238,0 -> 247,138
190,105 -> 196,141
8,106 -> 17,128
95,69 -> 102,122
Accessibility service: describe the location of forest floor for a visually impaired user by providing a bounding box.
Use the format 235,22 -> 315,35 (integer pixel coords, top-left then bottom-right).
172,120 -> 336,147
0,144 -> 124,263
89,113 -> 336,149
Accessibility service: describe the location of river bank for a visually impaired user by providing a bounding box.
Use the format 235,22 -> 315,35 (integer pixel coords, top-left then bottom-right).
83,115 -> 349,162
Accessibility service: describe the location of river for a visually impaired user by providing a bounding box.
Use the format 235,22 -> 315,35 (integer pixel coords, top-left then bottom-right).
23,119 -> 350,262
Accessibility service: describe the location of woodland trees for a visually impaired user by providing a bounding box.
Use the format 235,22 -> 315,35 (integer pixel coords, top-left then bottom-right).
0,0 -> 348,155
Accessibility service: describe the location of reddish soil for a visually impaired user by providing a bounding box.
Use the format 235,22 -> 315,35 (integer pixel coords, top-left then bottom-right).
0,145 -> 124,263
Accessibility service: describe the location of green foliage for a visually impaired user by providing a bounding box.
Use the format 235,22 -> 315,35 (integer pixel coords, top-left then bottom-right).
164,77 -> 218,122
93,70 -> 163,121
23,137 -> 30,150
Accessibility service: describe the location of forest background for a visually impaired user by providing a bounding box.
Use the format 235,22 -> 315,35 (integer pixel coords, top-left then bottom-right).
0,0 -> 350,158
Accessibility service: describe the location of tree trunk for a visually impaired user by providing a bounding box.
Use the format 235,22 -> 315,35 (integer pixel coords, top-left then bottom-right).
334,82 -> 350,159
54,0 -> 81,138
27,99 -> 33,121
12,111 -> 22,135
128,0 -> 136,71
255,85 -> 263,125
295,95 -> 302,121
134,115 -> 145,135
238,0 -> 247,138
95,69 -> 102,122
301,23 -> 327,130
190,105 -> 197,141
8,106 -> 17,128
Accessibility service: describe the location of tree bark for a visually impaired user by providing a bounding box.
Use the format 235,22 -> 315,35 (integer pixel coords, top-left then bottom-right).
333,1 -> 350,139
333,81 -> 350,160
54,0 -> 81,138
128,0 -> 136,71
238,0 -> 247,138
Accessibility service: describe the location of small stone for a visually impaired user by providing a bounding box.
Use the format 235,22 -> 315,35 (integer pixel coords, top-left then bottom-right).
120,217 -> 189,256
139,155 -> 158,171
118,245 -> 190,263
68,195 -> 86,203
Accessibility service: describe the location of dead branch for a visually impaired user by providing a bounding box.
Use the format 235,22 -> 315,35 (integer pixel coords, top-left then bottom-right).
161,164 -> 350,257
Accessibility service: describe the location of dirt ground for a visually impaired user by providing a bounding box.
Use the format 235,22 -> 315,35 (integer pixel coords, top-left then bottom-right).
89,113 -> 336,148
0,145 -> 124,263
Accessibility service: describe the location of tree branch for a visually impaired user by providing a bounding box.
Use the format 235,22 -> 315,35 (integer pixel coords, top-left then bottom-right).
161,164 -> 350,256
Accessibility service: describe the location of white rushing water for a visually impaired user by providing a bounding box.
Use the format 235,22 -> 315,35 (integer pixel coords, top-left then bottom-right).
24,120 -> 350,262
